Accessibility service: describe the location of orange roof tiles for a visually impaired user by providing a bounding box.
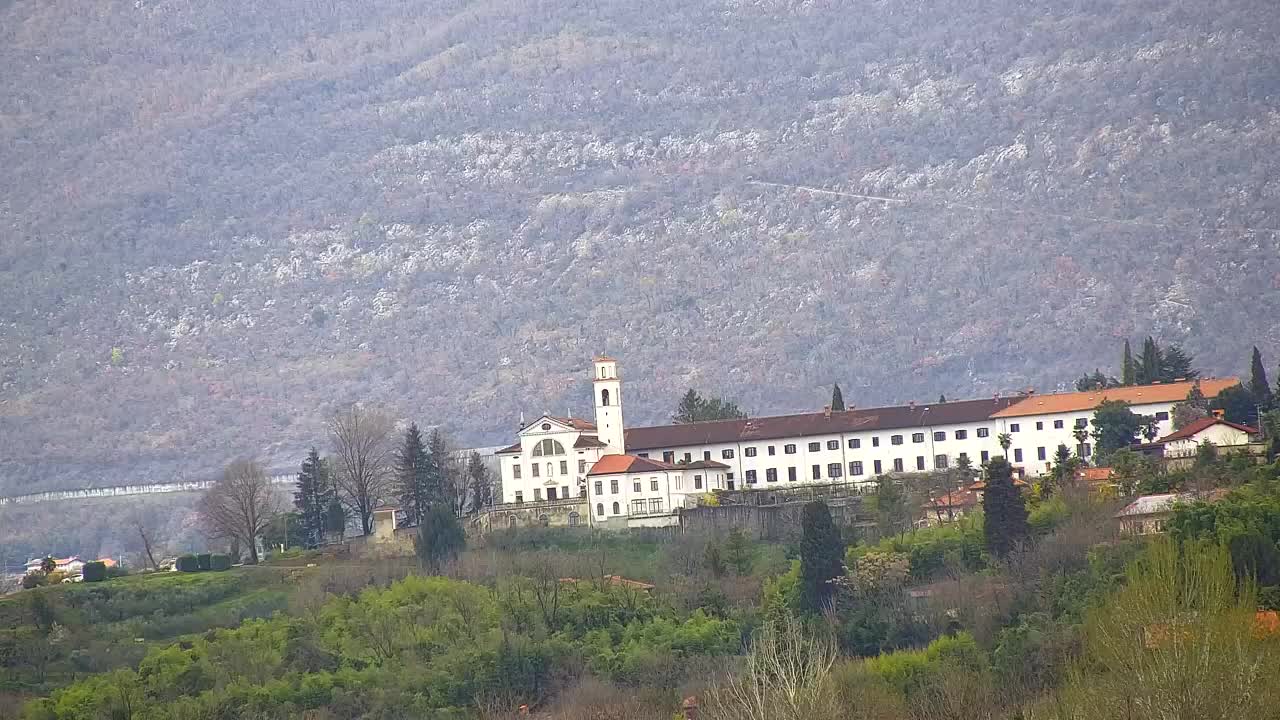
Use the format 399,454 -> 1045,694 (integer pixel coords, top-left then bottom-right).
586,454 -> 679,476
991,378 -> 1241,418
1156,416 -> 1257,443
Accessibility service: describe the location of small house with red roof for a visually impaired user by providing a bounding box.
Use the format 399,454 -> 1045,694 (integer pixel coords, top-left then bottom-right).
1155,415 -> 1258,467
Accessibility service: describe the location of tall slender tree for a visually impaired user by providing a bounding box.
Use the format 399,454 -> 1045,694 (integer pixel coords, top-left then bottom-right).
799,501 -> 843,613
415,503 -> 465,574
199,458 -> 279,564
427,429 -> 467,516
328,405 -> 394,536
394,424 -> 432,527
1138,336 -> 1162,385
294,448 -> 331,549
830,384 -> 845,412
1249,346 -> 1273,411
465,451 -> 494,513
982,457 -> 1028,558
1121,339 -> 1135,385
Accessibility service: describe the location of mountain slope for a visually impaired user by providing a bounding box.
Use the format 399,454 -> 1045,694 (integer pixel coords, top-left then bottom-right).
2,0 -> 1279,493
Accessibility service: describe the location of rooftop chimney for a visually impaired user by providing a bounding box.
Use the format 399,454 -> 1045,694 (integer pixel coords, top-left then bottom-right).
908,400 -> 916,410
1212,409 -> 1225,419
823,405 -> 832,419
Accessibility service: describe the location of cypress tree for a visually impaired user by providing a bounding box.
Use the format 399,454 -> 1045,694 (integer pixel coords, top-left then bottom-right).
395,423 -> 432,526
799,501 -> 844,613
293,448 -> 330,549
1121,339 -> 1135,385
415,503 -> 466,574
1138,336 -> 1161,385
982,457 -> 1029,558
831,383 -> 845,411
324,498 -> 347,540
465,451 -> 494,513
1249,346 -> 1272,410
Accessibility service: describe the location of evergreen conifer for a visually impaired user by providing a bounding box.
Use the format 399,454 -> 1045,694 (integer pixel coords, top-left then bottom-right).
799,501 -> 843,613
395,423 -> 433,526
982,457 -> 1028,558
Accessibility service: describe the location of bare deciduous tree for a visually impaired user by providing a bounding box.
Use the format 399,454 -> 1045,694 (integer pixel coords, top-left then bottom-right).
328,405 -> 394,536
703,616 -> 838,720
129,510 -> 162,571
198,458 -> 279,564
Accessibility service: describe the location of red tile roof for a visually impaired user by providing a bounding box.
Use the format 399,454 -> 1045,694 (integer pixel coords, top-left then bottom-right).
573,435 -> 609,448
625,397 -> 1020,450
991,378 -> 1241,418
678,459 -> 730,470
548,416 -> 597,431
1155,416 -> 1257,443
586,454 -> 679,476
968,477 -> 1029,490
495,442 -> 522,455
926,490 -> 979,510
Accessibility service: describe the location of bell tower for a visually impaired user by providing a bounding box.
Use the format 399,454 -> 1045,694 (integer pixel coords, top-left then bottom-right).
593,356 -> 625,453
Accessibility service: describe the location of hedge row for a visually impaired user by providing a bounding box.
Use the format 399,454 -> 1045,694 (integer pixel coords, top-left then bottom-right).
176,554 -> 233,572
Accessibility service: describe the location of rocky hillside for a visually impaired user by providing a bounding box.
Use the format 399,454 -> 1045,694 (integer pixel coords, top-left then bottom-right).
2,0 -> 1279,494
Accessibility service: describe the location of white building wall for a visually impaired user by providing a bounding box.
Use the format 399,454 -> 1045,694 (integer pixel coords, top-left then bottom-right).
499,423 -> 606,505
1165,424 -> 1252,458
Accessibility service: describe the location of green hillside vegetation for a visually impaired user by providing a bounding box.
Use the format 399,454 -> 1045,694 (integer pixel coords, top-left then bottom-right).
10,454 -> 1280,719
3,0 -> 1280,494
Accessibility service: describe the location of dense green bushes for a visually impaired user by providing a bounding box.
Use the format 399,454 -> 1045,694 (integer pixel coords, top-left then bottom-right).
175,556 -> 199,573
79,562 -> 106,583
175,553 -> 231,573
196,554 -> 212,572
210,554 -> 232,571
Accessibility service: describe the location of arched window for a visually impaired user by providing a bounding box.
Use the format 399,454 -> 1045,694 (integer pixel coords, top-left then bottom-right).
531,439 -> 565,457
601,389 -> 611,406
596,503 -> 605,516
546,462 -> 554,478
612,502 -> 620,515
568,511 -> 580,527
538,514 -> 550,527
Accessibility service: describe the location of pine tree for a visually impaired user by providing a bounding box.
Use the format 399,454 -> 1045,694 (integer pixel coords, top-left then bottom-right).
293,448 -> 330,549
427,429 -> 463,515
395,423 -> 432,527
874,474 -> 909,539
1159,344 -> 1197,382
1121,339 -> 1135,385
415,503 -> 465,574
982,457 -> 1028,558
672,388 -> 747,423
938,394 -> 947,403
1249,346 -> 1273,411
465,451 -> 494,513
831,383 -> 845,411
799,501 -> 843,613
724,528 -> 753,575
1138,336 -> 1161,385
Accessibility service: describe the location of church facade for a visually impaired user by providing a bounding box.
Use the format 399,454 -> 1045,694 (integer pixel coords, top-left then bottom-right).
494,357 -> 1241,529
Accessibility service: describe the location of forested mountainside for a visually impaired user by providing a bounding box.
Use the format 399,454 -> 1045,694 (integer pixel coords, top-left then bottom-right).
2,0 -> 1279,494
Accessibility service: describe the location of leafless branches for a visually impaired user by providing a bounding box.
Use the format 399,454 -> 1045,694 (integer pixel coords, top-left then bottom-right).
328,405 -> 394,536
198,458 -> 278,564
703,616 -> 838,720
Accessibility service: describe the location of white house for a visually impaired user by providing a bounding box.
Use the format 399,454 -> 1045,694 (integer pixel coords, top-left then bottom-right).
493,358 -> 1242,528
1155,415 -> 1257,460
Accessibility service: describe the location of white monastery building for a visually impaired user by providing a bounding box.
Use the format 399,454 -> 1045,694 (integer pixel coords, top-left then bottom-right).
495,357 -> 1241,528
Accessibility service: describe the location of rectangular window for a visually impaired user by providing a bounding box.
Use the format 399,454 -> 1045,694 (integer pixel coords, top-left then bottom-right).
916,456 -> 925,471
745,447 -> 757,458
766,468 -> 778,483
610,479 -> 619,494
514,491 -> 523,504
1053,419 -> 1064,429
594,481 -> 603,495
649,498 -> 663,514
631,499 -> 646,514
663,451 -> 675,463
977,428 -> 989,438
784,444 -> 797,454
955,429 -> 968,440
650,479 -> 659,491
513,464 -> 523,479
1014,448 -> 1024,462
559,460 -> 569,475
767,445 -> 776,456
893,458 -> 904,472
630,480 -> 641,493
935,454 -> 948,469
1080,443 -> 1093,457
891,435 -> 904,445
1155,411 -> 1170,421
912,433 -> 925,443
812,464 -> 821,480
872,436 -> 881,447
534,489 -> 542,501
682,452 -> 692,462
981,450 -> 989,462
1010,423 -> 1021,433
531,464 -> 540,478
827,440 -> 839,450
726,472 -> 735,481
674,475 -> 682,490
1037,447 -> 1046,461
694,474 -> 703,489
722,449 -> 735,459
828,463 -> 843,478
850,461 -> 863,476
1035,421 -> 1043,430
1075,418 -> 1088,428
788,466 -> 797,482
808,441 -> 821,452
579,459 -> 587,474
959,452 -> 968,463
933,431 -> 946,442
637,452 -> 649,458
703,450 -> 711,461
745,469 -> 757,484
848,438 -> 861,449
874,459 -> 883,474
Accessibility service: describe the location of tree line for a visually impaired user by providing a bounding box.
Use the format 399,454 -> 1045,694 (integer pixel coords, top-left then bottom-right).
198,405 -> 494,564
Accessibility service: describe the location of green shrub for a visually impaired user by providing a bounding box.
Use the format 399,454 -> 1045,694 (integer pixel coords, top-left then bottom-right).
197,553 -> 213,571
210,554 -> 232,571
21,572 -> 43,589
176,555 -> 200,572
82,561 -> 108,582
